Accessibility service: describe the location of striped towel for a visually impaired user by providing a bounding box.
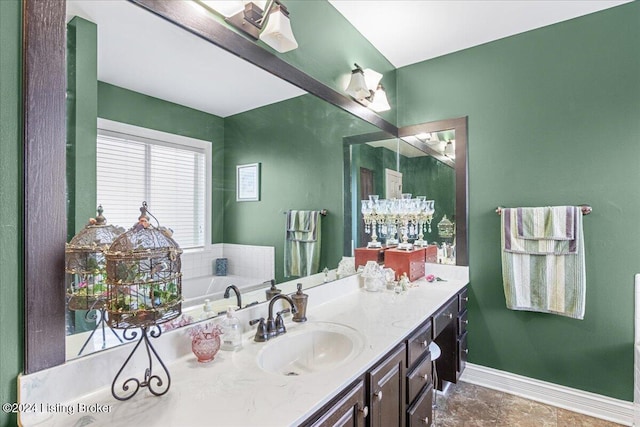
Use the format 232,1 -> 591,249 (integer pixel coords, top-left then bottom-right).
284,210 -> 321,278
501,206 -> 586,319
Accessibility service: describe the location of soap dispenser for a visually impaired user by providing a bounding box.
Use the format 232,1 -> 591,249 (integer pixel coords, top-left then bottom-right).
292,283 -> 308,323
221,306 -> 242,351
265,279 -> 281,300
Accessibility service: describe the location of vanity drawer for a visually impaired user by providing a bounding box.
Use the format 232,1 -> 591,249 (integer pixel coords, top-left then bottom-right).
406,352 -> 432,404
457,309 -> 468,336
458,288 -> 469,312
407,320 -> 431,368
407,383 -> 433,427
432,297 -> 457,338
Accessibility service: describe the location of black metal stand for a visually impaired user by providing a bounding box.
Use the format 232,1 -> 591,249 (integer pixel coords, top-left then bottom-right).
77,306 -> 124,356
111,325 -> 171,401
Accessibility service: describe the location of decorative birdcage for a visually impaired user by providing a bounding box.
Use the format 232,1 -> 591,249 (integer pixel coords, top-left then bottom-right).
65,206 -> 125,311
437,215 -> 455,241
105,202 -> 183,329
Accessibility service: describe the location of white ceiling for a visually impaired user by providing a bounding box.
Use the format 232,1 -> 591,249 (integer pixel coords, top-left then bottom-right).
66,1 -> 629,117
329,0 -> 630,68
66,0 -> 306,117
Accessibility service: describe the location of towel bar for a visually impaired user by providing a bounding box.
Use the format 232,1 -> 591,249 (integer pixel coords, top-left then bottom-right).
495,205 -> 592,216
284,209 -> 328,216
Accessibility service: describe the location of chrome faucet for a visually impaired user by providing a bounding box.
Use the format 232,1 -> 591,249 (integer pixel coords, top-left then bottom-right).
223,284 -> 242,309
266,294 -> 297,339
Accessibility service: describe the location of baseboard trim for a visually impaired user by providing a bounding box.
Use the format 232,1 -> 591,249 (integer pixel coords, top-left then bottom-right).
460,363 -> 634,426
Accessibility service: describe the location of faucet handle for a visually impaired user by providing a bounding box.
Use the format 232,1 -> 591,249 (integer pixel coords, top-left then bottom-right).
275,309 -> 291,335
249,317 -> 268,342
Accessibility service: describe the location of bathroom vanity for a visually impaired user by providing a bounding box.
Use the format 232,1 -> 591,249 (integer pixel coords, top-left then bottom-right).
19,266 -> 468,427
302,285 -> 468,427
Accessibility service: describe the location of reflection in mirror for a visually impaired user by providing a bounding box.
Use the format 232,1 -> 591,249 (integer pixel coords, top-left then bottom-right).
64,0 -> 377,359
344,121 -> 466,266
26,0 -> 468,373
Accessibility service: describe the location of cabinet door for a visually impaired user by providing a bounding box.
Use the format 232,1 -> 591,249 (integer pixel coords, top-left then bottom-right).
368,344 -> 406,427
308,379 -> 367,427
457,331 -> 468,377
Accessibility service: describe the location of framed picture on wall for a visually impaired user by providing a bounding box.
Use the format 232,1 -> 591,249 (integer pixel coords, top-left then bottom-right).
236,163 -> 261,202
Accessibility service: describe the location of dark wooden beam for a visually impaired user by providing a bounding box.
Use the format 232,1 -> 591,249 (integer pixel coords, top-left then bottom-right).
23,0 -> 67,373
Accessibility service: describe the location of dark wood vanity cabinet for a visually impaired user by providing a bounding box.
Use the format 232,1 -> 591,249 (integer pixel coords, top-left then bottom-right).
434,288 -> 468,389
303,346 -> 405,427
405,320 -> 434,427
367,344 -> 406,427
303,287 -> 468,427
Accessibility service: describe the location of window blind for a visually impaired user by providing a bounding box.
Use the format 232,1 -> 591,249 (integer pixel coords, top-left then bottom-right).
96,131 -> 206,249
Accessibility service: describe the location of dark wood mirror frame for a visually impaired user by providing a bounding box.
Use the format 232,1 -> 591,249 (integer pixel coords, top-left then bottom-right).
23,0 -> 467,373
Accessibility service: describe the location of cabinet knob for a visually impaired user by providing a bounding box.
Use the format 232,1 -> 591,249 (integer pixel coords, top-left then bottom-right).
421,373 -> 429,381
463,297 -> 469,302
463,320 -> 469,325
447,313 -> 453,319
421,340 -> 428,347
464,348 -> 469,354
374,391 -> 383,400
358,405 -> 369,418
421,417 -> 430,424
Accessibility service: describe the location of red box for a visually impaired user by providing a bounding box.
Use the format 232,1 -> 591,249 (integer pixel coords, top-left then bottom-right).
384,247 -> 426,281
424,245 -> 438,263
354,247 -> 385,269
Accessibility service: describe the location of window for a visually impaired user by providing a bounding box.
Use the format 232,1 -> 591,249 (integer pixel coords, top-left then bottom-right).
96,119 -> 211,249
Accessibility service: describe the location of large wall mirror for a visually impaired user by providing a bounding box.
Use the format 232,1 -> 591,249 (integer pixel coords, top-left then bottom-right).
344,120 -> 466,265
23,0 -> 467,373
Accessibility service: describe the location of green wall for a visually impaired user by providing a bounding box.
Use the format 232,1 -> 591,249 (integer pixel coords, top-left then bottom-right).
97,82 -> 226,243
67,17 -> 98,237
397,2 -> 639,400
400,155 -> 455,244
224,94 -> 379,283
0,1 -> 22,425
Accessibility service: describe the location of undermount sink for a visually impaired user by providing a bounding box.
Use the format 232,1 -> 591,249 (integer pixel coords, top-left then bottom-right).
257,322 -> 365,376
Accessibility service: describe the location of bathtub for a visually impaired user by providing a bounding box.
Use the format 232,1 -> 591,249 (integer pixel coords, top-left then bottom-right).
182,275 -> 269,311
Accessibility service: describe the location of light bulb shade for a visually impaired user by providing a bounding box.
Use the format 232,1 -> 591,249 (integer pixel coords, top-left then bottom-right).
444,140 -> 455,156
369,84 -> 391,112
259,6 -> 298,53
363,68 -> 382,92
345,68 -> 370,101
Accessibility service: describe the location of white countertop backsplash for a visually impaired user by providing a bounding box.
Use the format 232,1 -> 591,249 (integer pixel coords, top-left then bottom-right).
19,265 -> 468,426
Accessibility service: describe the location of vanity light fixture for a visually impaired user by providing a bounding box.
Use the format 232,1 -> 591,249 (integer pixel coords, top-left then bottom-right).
444,140 -> 455,157
199,0 -> 298,53
345,63 -> 391,112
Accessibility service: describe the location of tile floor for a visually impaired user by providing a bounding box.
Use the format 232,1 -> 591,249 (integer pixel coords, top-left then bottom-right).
433,381 -> 624,426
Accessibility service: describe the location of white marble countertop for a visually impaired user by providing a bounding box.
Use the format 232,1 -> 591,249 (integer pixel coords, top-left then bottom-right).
19,266 -> 467,427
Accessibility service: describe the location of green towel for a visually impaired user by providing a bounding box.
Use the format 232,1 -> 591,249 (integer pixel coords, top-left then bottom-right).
284,210 -> 321,277
501,206 -> 586,319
